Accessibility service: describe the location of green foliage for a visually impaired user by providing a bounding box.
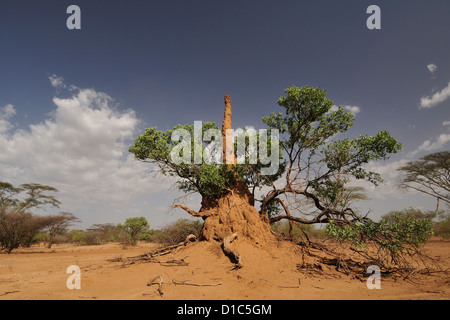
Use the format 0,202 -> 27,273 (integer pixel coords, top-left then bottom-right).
323,131 -> 402,184
0,210 -> 53,252
0,182 -> 61,213
382,208 -> 450,240
34,231 -> 50,243
262,86 -> 402,216
88,223 -> 122,243
0,181 -> 70,253
129,121 -> 285,199
130,122 -> 225,198
381,207 -> 438,222
118,217 -> 150,245
325,214 -> 434,261
263,86 -> 354,152
68,229 -> 86,245
138,228 -> 154,241
129,86 -> 403,248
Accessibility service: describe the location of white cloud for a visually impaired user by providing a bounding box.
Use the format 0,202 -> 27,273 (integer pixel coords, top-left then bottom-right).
420,82 -> 450,108
49,74 -> 67,89
330,105 -> 361,115
343,105 -> 360,115
426,63 -> 437,74
443,120 -> 450,126
347,159 -> 409,201
0,104 -> 16,133
407,133 -> 450,158
0,82 -> 173,212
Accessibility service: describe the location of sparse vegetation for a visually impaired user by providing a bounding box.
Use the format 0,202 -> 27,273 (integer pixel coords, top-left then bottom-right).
271,220 -> 326,241
0,182 -> 79,253
118,217 -> 151,245
398,151 -> 450,207
151,219 -> 203,245
434,213 -> 450,239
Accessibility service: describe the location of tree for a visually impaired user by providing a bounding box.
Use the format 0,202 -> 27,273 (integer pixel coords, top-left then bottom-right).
0,209 -> 51,253
129,86 -> 401,244
398,150 -> 450,207
88,223 -> 122,242
0,182 -> 61,213
0,181 -> 75,253
43,212 -> 80,248
261,86 -> 401,225
381,207 -> 438,222
119,217 -> 150,245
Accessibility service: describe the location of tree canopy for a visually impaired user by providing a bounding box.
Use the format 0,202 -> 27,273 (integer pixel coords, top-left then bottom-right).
398,150 -> 450,207
0,181 -> 78,253
260,86 -> 402,224
129,85 -> 402,228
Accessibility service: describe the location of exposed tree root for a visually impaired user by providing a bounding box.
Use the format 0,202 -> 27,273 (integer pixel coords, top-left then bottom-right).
293,238 -> 447,281
147,275 -> 163,296
222,232 -> 242,268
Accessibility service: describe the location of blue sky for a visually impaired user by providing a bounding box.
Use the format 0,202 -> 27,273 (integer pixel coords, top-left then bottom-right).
0,1 -> 449,229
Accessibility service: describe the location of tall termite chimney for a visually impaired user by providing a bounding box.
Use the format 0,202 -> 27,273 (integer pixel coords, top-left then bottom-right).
222,95 -> 236,165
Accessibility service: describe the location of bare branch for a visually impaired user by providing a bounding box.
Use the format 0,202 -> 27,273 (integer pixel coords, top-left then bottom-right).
171,204 -> 215,218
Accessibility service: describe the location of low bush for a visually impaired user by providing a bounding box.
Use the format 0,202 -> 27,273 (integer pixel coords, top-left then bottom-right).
151,219 -> 203,245
271,220 -> 326,240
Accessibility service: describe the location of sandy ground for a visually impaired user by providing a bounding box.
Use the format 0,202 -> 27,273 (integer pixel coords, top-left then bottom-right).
0,238 -> 448,300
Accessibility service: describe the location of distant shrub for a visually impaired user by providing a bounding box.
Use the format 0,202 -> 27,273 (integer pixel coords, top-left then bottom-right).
118,217 -> 150,245
0,210 -> 53,253
383,208 -> 450,240
271,220 -> 325,240
138,229 -> 154,242
152,219 -> 203,245
68,229 -> 86,245
34,231 -> 50,243
434,213 -> 450,239
84,230 -> 102,245
86,223 -> 122,243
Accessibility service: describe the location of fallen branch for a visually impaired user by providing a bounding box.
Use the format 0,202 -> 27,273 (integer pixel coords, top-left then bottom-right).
222,232 -> 242,268
147,275 -> 163,296
172,279 -> 222,287
160,258 -> 189,267
120,234 -> 197,266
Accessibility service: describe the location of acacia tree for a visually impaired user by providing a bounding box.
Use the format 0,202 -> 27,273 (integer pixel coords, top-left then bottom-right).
398,150 -> 450,208
0,182 -> 61,213
129,86 -> 402,246
0,182 -> 77,253
43,212 -> 80,248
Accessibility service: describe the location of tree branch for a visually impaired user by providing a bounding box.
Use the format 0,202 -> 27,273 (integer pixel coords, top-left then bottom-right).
171,204 -> 215,218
